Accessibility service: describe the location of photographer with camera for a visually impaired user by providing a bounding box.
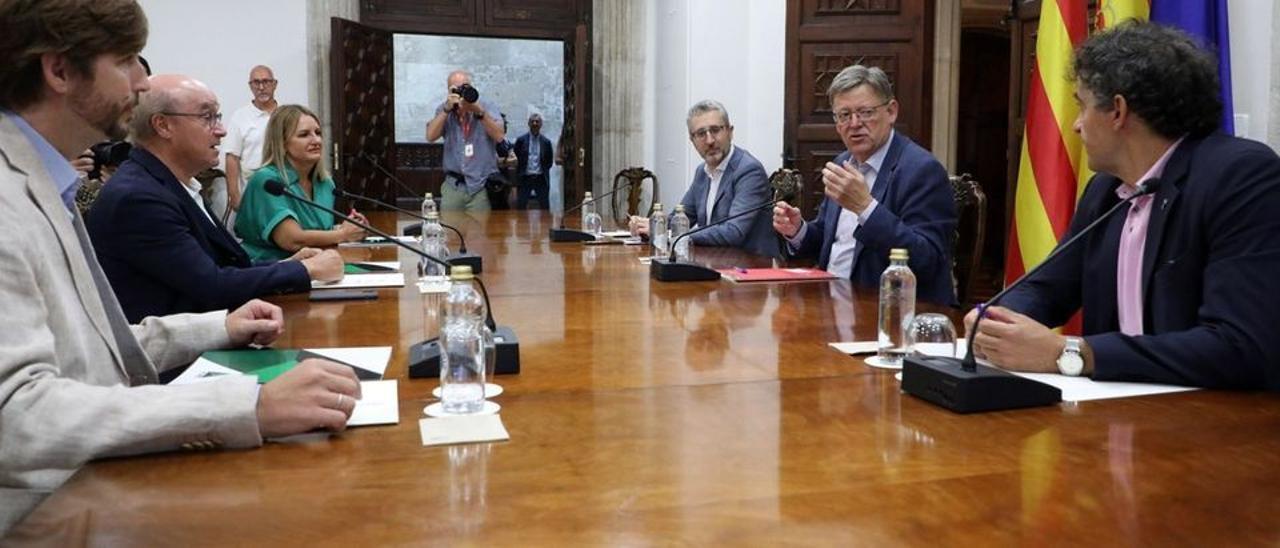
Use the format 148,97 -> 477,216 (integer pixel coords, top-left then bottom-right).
425,70 -> 505,211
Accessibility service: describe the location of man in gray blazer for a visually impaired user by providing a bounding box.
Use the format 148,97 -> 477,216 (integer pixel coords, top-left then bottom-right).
631,100 -> 780,258
0,0 -> 362,533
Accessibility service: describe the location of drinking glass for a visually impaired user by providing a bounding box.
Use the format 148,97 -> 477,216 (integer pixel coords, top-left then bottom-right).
907,313 -> 958,359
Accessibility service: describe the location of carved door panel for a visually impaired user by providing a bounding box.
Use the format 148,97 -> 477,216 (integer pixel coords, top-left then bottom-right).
329,17 -> 397,207
784,0 -> 935,218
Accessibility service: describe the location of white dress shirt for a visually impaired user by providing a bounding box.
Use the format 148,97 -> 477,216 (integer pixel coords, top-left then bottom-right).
702,145 -> 735,226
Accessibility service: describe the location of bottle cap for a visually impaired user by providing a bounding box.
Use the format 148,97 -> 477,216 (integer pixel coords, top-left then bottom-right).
652,202 -> 663,211
674,204 -> 685,212
890,248 -> 908,261
584,191 -> 593,198
449,265 -> 474,280
425,192 -> 433,199
426,211 -> 439,220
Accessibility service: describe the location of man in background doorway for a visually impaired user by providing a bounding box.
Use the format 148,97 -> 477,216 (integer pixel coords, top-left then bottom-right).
222,65 -> 278,224
425,69 -> 505,211
515,113 -> 553,209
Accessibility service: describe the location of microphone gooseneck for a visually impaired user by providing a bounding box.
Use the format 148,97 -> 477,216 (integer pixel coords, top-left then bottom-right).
961,178 -> 1161,371
666,199 -> 781,262
663,169 -> 802,262
358,152 -> 420,197
267,179 -> 501,329
263,179 -> 451,273
334,187 -> 469,253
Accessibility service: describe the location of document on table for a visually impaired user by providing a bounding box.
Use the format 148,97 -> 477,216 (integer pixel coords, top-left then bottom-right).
171,346 -> 393,384
348,380 -> 400,426
829,339 -> 1197,402
312,272 -> 405,289
419,414 -> 510,446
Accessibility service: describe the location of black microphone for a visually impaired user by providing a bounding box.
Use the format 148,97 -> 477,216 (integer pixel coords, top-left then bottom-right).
650,200 -> 780,282
550,178 -> 641,242
901,178 -> 1161,414
650,168 -> 803,282
261,180 -> 520,377
332,187 -> 483,274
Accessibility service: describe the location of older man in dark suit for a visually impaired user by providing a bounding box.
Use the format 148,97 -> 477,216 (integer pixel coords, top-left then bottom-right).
514,112 -> 554,209
773,65 -> 957,305
87,74 -> 343,323
967,22 -> 1280,389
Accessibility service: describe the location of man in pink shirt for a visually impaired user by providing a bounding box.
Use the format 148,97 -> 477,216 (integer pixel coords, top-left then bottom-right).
965,22 -> 1280,389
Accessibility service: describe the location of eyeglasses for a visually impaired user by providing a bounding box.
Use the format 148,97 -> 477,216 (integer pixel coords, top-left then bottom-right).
249,79 -> 277,88
832,100 -> 891,125
689,124 -> 726,140
161,111 -> 223,129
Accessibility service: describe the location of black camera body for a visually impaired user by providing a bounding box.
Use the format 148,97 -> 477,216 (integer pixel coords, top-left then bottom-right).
88,141 -> 131,180
449,83 -> 480,110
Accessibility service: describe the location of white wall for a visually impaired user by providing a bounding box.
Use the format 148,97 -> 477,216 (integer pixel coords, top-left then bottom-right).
137,0 -> 312,164
1227,0 -> 1273,143
647,0 -> 786,210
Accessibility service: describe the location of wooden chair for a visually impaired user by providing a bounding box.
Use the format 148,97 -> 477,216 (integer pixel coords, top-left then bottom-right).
950,173 -> 987,306
610,167 -> 658,225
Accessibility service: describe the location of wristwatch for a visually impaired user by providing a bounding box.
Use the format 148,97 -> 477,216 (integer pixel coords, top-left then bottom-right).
1057,336 -> 1084,376
474,110 -> 485,120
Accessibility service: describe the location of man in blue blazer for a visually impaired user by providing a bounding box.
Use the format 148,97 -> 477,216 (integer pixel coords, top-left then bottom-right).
967,22 -> 1280,389
632,100 -> 780,258
773,66 -> 956,304
514,113 -> 554,209
87,75 -> 343,323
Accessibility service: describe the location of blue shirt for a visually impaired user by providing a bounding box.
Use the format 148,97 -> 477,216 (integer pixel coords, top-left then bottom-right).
3,110 -> 80,217
435,98 -> 502,193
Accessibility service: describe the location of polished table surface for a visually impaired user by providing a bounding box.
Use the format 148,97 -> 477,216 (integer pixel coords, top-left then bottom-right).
8,210 -> 1280,546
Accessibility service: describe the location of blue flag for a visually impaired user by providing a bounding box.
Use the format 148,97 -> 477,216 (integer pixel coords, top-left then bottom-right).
1152,0 -> 1234,134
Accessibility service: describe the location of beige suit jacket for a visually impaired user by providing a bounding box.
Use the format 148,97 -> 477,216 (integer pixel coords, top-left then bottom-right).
0,114 -> 263,533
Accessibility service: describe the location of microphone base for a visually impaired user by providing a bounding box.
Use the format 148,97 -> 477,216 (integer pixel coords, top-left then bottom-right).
649,258 -> 721,282
407,326 -> 521,378
402,224 -> 422,237
550,228 -> 597,242
901,355 -> 1062,413
447,253 -> 483,274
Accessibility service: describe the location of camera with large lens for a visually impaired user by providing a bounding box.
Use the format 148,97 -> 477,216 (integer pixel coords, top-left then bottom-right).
449,83 -> 480,110
87,140 -> 132,180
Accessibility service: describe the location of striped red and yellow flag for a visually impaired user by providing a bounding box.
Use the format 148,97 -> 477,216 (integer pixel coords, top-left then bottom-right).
1005,0 -> 1089,284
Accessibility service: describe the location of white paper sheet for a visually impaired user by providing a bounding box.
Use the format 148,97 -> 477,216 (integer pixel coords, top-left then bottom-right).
312,273 -> 405,289
831,340 -> 1201,402
348,380 -> 400,426
419,414 -> 510,446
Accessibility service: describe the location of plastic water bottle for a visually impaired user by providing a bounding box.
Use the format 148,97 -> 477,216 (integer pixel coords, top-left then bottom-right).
670,204 -> 692,261
581,192 -> 602,235
421,192 -> 437,225
420,211 -> 449,278
649,202 -> 668,258
877,248 -> 916,367
440,266 -> 486,414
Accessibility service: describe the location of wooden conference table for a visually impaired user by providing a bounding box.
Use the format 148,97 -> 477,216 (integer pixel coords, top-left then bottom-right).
8,210 -> 1280,546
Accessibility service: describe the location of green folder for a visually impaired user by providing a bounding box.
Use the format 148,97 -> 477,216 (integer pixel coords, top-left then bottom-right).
198,349 -> 382,383
344,262 -> 397,274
